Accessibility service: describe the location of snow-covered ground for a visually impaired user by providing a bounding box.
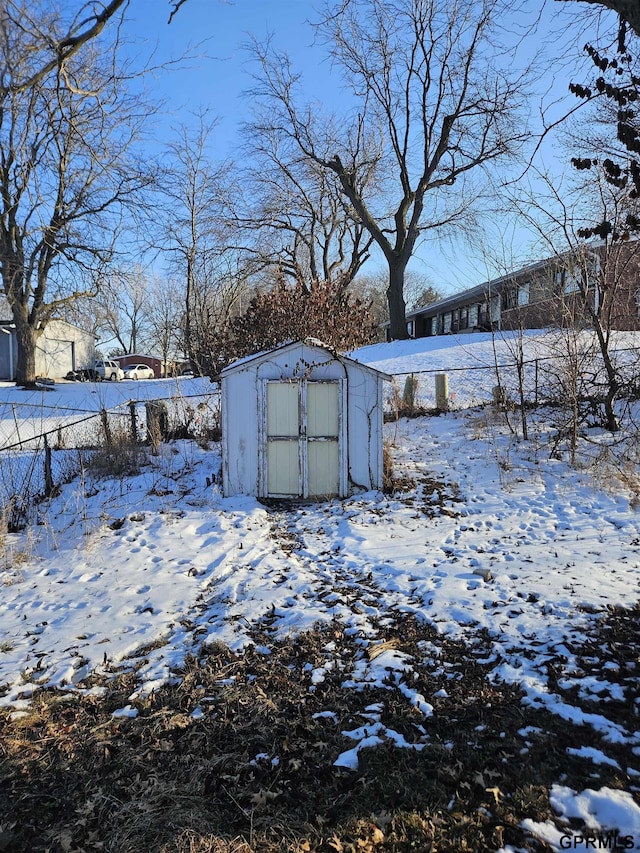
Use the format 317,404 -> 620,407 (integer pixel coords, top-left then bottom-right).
0,374 -> 214,449
353,329 -> 640,411
1,335 -> 640,849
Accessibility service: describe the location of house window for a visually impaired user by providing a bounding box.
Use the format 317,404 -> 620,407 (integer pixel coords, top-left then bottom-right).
587,253 -> 601,284
554,269 -> 573,293
502,288 -> 518,310
555,267 -> 588,295
459,306 -> 469,329
564,272 -> 580,294
490,295 -> 501,321
518,282 -> 530,306
554,269 -> 570,292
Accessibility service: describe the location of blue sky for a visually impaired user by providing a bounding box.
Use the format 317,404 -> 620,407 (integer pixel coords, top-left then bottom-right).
126,1 -> 333,158
121,0 -> 602,295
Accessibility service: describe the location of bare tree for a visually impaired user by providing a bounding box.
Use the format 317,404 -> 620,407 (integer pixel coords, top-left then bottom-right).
146,275 -> 184,374
236,117 -> 373,286
187,256 -> 255,373
510,167 -> 640,431
168,0 -> 189,24
157,112 -> 232,364
91,267 -> 153,355
0,0 -> 129,94
555,0 -> 640,35
0,0 -> 154,385
352,268 -> 441,330
250,0 -> 534,340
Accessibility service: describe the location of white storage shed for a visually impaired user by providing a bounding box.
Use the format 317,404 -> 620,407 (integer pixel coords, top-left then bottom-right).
221,339 -> 390,500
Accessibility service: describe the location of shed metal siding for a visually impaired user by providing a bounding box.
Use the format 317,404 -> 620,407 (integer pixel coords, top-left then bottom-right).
221,341 -> 387,499
0,329 -> 16,380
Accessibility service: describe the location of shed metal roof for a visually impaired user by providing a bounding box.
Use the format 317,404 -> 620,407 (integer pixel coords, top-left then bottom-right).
221,338 -> 392,381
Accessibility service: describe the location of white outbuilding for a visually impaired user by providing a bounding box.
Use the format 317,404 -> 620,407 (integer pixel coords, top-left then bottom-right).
0,317 -> 96,381
221,339 -> 391,500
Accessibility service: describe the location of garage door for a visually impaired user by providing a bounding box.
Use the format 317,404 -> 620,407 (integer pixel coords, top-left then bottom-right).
36,339 -> 74,378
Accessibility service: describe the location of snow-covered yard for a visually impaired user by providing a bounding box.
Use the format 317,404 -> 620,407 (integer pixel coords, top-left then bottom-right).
1,335 -> 639,852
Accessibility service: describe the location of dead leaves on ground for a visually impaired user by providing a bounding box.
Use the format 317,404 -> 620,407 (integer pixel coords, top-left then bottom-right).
0,608 -> 638,852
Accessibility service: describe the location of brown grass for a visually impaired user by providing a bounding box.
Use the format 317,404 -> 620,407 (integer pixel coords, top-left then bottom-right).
382,441 -> 414,495
1,607 -> 637,852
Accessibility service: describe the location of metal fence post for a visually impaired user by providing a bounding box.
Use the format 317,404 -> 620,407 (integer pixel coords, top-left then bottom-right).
44,434 -> 55,497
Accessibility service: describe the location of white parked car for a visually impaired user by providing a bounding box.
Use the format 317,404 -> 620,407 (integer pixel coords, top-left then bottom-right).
94,360 -> 124,381
122,363 -> 155,380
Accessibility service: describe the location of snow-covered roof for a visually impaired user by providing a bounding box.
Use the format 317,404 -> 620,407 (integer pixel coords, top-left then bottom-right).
221,338 -> 392,381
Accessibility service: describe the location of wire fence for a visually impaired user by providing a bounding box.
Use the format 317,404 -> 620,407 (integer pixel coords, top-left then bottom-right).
1,344 -> 639,530
384,346 -> 640,413
0,392 -> 220,531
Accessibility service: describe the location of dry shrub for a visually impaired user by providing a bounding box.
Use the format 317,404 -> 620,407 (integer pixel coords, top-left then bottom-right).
160,833 -> 253,853
382,440 -> 394,493
382,440 -> 414,494
84,422 -> 144,479
212,273 -> 378,373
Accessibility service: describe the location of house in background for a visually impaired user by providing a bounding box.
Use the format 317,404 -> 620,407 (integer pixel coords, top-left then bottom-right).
403,244 -> 640,339
0,318 -> 96,381
112,354 -> 163,378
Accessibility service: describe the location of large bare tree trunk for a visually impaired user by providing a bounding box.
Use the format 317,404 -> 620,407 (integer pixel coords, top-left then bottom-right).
387,259 -> 410,340
13,309 -> 40,386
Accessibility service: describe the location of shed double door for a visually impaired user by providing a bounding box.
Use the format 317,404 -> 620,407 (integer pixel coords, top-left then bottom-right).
264,380 -> 343,498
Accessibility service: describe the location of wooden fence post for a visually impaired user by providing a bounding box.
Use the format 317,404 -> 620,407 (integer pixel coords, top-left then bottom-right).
129,401 -> 138,444
100,409 -> 113,448
435,373 -> 449,411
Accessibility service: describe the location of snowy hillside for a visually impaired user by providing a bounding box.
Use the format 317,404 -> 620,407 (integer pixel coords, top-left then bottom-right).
353,329 -> 640,411
352,329 -> 640,375
0,336 -> 639,851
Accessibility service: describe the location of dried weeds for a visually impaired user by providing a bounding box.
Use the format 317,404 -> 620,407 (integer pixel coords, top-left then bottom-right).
1,605 -> 637,852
